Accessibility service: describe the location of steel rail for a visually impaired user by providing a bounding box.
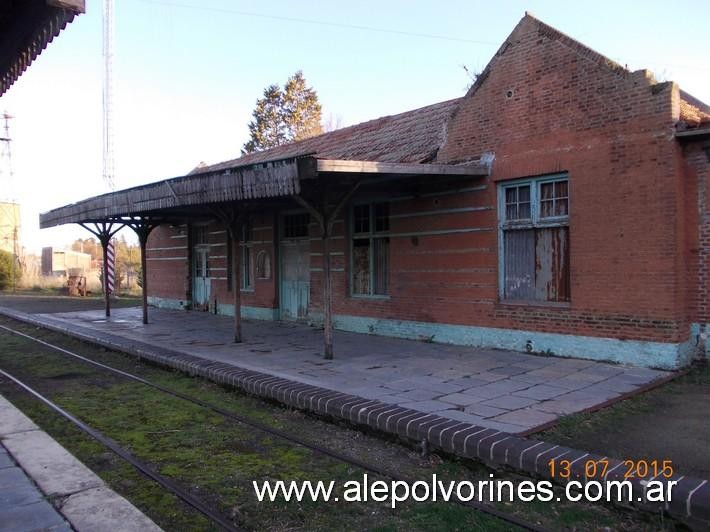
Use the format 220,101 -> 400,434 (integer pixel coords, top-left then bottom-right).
0,367 -> 244,532
0,322 -> 549,532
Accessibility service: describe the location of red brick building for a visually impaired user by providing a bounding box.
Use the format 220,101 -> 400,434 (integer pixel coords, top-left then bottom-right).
41,14 -> 710,369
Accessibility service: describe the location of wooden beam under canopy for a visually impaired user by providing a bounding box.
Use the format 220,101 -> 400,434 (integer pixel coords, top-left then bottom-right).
316,158 -> 490,176
210,205 -> 247,343
125,217 -> 161,325
78,221 -> 123,318
292,179 -> 362,360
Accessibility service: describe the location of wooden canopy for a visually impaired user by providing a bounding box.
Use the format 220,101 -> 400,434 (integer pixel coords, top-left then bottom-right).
39,147 -> 490,360
0,0 -> 85,96
39,156 -> 490,228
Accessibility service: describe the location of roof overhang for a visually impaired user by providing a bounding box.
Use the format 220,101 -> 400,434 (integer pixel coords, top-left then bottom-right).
315,158 -> 490,176
40,157 -> 304,228
0,0 -> 85,96
676,127 -> 710,140
39,156 -> 491,229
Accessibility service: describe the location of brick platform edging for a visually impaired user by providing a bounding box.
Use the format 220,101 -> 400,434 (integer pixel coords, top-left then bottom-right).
1,307 -> 708,527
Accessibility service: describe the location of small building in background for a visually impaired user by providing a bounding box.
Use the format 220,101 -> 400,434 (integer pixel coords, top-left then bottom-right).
41,247 -> 91,277
0,0 -> 85,97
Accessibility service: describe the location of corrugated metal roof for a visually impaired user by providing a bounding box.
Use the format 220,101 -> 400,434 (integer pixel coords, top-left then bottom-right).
204,98 -> 462,172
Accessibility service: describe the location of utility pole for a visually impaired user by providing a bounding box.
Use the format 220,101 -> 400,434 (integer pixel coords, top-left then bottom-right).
11,226 -> 17,293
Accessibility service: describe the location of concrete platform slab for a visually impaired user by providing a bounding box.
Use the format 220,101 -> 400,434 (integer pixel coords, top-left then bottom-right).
0,397 -> 39,437
0,499 -> 68,531
61,486 -> 161,532
2,429 -> 104,498
0,439 -> 69,532
0,395 -> 161,532
0,305 -> 670,436
480,395 -> 540,411
0,450 -> 15,470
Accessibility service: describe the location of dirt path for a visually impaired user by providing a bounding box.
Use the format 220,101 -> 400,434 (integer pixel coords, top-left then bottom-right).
537,366 -> 710,479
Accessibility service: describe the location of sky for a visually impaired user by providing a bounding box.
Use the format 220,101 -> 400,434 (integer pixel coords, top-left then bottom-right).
0,0 -> 708,253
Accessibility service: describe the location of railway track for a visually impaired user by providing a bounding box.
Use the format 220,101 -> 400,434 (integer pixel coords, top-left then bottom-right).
0,321 -> 548,532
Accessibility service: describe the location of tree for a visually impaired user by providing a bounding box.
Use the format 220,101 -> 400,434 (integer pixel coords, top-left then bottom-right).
0,249 -> 21,290
242,84 -> 286,153
72,235 -> 141,290
282,71 -> 323,142
114,235 -> 141,289
323,112 -> 344,133
71,237 -> 102,262
242,71 -> 323,154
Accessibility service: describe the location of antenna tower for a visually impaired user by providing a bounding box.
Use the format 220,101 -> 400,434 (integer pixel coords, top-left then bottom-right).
103,0 -> 116,190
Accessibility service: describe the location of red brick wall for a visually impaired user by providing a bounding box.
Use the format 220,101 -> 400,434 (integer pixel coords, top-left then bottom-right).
211,213 -> 278,311
146,216 -> 278,312
308,15 -> 690,343
684,141 -> 710,324
146,225 -> 189,303
435,15 -> 688,342
147,14 -> 702,347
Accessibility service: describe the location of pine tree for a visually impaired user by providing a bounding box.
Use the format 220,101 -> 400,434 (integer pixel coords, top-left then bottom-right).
242,85 -> 286,154
282,71 -> 323,142
242,71 -> 323,154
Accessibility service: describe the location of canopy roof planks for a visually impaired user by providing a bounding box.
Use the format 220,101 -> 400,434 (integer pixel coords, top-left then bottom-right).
0,0 -> 85,96
39,156 -> 490,228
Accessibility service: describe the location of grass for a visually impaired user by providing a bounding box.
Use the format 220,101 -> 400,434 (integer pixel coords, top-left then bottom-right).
0,316 -> 682,531
537,363 -> 710,437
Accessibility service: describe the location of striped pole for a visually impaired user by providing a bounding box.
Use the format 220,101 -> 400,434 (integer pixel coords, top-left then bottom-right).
106,240 -> 116,295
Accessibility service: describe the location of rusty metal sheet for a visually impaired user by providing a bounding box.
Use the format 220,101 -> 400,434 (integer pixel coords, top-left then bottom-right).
504,226 -> 569,302
535,226 -> 570,302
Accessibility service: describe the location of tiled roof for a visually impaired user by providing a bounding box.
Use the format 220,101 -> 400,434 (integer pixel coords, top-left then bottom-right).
679,90 -> 710,129
204,98 -> 461,172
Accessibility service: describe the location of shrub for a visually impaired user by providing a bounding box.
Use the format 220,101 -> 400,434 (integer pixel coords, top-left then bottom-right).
0,250 -> 21,290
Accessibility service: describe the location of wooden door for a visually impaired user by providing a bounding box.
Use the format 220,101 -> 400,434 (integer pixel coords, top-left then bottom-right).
192,246 -> 211,310
280,239 -> 310,320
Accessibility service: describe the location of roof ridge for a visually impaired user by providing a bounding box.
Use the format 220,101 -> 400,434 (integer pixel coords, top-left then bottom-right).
455,13 -> 656,119
524,12 -> 633,78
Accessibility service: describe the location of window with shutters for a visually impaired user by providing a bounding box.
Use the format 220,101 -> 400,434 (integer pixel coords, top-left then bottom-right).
499,176 -> 570,303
